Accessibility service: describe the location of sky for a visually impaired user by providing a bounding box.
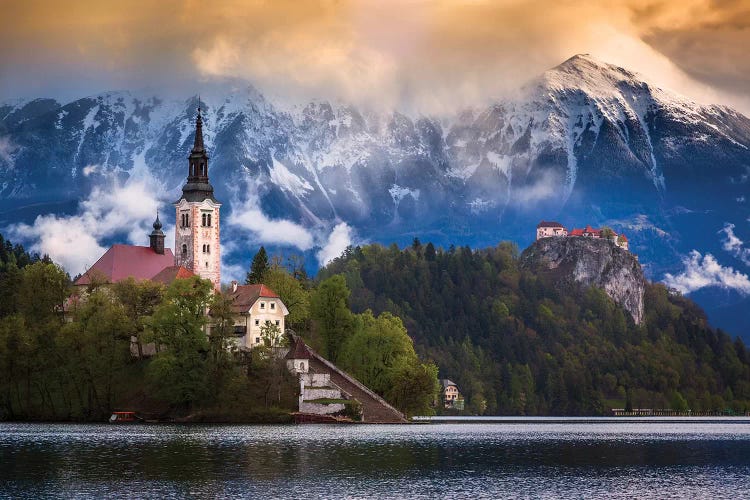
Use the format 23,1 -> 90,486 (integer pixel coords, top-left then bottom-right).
2,0 -> 750,114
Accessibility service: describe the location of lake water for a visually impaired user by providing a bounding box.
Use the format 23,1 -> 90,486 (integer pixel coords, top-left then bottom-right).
2,420 -> 750,498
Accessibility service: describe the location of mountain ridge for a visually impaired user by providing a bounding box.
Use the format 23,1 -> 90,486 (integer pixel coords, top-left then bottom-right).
1,55 -> 749,338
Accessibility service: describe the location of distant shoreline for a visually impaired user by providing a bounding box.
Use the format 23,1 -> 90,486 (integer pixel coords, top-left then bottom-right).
413,416 -> 750,424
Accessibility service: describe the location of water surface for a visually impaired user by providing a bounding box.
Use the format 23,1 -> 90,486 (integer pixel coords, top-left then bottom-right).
2,421 -> 750,498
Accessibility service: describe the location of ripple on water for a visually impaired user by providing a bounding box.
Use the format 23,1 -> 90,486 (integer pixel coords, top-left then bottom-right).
2,422 -> 750,498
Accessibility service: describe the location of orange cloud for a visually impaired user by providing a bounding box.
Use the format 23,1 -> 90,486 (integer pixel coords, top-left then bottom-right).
1,0 -> 748,113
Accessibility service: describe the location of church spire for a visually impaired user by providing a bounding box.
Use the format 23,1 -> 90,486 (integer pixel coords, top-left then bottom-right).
192,102 -> 205,153
149,210 -> 165,255
179,99 -> 216,202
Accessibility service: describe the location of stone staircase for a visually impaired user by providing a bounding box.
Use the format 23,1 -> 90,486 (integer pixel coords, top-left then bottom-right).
307,354 -> 407,424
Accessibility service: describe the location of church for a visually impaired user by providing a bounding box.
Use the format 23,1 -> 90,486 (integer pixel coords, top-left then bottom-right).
73,106 -> 289,350
75,107 -> 222,290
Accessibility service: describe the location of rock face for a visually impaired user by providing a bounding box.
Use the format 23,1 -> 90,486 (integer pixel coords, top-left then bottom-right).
520,237 -> 646,324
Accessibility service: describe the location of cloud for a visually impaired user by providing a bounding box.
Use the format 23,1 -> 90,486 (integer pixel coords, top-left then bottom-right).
2,1 -> 750,114
317,222 -> 354,266
227,196 -> 315,251
720,223 -> 750,266
82,164 -> 99,176
10,215 -> 106,277
663,251 -> 750,295
7,166 -> 168,276
511,171 -> 565,208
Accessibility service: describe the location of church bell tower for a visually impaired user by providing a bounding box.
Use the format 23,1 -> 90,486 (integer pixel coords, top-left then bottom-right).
174,104 -> 221,290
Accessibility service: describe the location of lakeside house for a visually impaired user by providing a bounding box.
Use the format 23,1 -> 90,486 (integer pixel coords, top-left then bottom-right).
537,221 -> 629,251
440,379 -> 465,410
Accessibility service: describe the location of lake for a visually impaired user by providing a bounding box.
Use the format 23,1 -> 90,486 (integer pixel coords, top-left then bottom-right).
2,420 -> 750,498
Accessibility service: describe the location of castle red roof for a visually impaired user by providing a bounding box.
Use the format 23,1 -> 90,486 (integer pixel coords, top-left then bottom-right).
537,220 -> 565,228
151,265 -> 195,285
618,234 -> 628,241
74,244 -> 176,286
569,228 -> 584,236
228,284 -> 282,313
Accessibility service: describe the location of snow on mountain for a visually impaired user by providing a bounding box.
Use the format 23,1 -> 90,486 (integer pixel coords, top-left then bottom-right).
2,55 -> 750,279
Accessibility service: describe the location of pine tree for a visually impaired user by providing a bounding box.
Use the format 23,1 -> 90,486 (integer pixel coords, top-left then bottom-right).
245,246 -> 269,284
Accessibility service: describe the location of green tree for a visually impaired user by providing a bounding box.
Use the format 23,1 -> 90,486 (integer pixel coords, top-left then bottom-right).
145,276 -> 214,410
386,362 -> 439,417
246,246 -> 269,284
263,264 -> 310,332
338,310 -> 416,395
112,278 -> 163,358
59,290 -> 132,419
17,261 -> 69,326
310,275 -> 354,361
260,321 -> 286,348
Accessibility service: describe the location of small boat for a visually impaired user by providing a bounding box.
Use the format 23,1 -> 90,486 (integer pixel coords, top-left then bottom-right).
109,411 -> 142,423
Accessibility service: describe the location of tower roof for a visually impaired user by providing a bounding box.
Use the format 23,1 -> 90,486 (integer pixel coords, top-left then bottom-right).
178,103 -> 217,203
151,212 -> 164,235
192,105 -> 205,153
285,339 -> 311,360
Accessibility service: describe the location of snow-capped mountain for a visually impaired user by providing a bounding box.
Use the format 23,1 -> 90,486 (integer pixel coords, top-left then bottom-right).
2,54 -> 750,335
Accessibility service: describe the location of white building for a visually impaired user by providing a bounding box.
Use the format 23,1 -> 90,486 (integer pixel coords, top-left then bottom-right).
227,282 -> 289,350
536,221 -> 568,240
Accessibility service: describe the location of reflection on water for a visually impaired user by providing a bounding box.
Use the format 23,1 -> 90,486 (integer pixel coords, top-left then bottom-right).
2,422 -> 750,498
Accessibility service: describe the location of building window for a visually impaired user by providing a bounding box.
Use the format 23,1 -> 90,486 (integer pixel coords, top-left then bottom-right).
180,213 -> 189,228
182,244 -> 187,254
265,320 -> 271,326
201,213 -> 212,227
270,302 -> 275,310
202,244 -> 210,254
255,337 -> 260,344
255,319 -> 259,326
260,302 -> 265,309
275,320 -> 280,326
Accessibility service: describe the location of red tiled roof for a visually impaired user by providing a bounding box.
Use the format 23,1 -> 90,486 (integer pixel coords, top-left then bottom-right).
151,265 -> 195,285
74,244 -> 175,286
537,220 -> 564,228
228,284 -> 281,313
618,234 -> 628,241
569,229 -> 584,236
285,339 -> 311,359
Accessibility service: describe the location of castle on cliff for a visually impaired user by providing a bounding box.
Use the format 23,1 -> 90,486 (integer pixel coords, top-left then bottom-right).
536,220 -> 629,251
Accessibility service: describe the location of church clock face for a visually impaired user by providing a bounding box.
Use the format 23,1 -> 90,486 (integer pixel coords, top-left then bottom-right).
173,106 -> 222,290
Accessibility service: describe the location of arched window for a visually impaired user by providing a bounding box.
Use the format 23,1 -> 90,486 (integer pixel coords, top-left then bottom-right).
201,214 -> 206,226
182,244 -> 187,254
207,214 -> 212,226
206,245 -> 210,253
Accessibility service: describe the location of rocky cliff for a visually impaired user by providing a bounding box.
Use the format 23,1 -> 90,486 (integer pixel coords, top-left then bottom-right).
520,237 -> 645,324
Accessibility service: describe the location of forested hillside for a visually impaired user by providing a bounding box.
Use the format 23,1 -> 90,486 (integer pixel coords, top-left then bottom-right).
319,241 -> 750,415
